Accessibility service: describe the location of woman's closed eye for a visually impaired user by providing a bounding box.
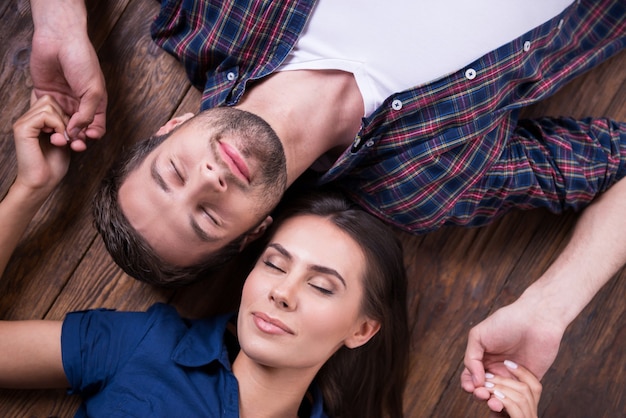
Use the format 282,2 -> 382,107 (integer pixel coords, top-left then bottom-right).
264,260 -> 286,273
309,283 -> 334,295
308,277 -> 335,296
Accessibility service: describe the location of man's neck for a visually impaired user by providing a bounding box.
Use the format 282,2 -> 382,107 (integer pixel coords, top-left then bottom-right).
235,69 -> 363,186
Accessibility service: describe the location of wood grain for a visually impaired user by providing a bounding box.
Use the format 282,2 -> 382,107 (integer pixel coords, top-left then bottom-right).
0,0 -> 623,416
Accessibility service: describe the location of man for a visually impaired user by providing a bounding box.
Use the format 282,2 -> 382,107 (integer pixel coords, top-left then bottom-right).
29,0 -> 625,414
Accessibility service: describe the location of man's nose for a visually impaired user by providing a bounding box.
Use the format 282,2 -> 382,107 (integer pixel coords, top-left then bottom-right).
199,162 -> 227,193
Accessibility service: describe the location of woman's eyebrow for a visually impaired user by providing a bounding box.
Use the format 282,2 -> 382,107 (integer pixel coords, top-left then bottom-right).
267,243 -> 347,288
268,243 -> 291,259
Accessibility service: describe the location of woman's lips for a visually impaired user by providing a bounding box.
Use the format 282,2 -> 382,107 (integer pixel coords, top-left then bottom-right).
252,312 -> 294,335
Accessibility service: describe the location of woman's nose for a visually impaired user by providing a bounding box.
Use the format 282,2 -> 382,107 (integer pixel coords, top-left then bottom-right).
269,280 -> 297,311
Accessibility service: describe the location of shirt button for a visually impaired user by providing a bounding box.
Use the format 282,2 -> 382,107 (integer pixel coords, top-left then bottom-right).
558,19 -> 564,30
365,139 -> 375,147
465,68 -> 477,80
523,41 -> 531,52
227,72 -> 236,81
391,99 -> 403,110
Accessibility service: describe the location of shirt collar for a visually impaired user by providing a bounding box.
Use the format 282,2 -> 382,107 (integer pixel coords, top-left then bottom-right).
171,313 -> 237,369
170,313 -> 328,417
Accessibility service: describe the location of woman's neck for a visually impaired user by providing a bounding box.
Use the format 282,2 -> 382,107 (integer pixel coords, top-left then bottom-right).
232,352 -> 320,418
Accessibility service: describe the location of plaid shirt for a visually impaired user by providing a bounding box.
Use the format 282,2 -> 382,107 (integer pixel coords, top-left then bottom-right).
152,0 -> 626,234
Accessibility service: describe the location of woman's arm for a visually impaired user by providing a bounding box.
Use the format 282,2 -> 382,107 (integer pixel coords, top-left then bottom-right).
0,320 -> 68,388
0,96 -> 70,277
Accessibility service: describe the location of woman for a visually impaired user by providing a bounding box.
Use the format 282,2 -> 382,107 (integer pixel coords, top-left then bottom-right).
0,96 -> 541,417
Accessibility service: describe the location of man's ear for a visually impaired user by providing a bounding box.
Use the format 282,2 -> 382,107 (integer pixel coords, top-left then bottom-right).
239,216 -> 273,251
344,318 -> 381,349
155,113 -> 195,136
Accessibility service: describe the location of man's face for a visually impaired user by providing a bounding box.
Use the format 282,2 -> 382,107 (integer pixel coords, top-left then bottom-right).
118,118 -> 286,266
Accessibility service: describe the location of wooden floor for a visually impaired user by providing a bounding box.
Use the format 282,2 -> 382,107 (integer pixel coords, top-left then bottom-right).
0,1 -> 624,417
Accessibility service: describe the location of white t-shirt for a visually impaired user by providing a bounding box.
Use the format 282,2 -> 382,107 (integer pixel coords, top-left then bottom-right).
278,0 -> 574,116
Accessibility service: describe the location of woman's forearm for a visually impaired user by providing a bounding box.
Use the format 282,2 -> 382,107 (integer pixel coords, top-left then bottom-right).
0,182 -> 51,277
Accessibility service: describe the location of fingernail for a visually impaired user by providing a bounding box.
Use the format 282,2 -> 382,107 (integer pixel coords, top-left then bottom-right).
504,360 -> 518,369
64,131 -> 72,143
494,389 -> 506,399
485,372 -> 495,379
485,382 -> 494,388
70,128 -> 81,138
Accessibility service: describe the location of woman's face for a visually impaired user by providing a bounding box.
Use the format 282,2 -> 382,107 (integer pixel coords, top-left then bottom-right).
237,214 -> 379,372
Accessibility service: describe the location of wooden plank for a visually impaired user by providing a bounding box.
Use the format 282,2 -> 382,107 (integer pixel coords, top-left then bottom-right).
0,2 -> 623,416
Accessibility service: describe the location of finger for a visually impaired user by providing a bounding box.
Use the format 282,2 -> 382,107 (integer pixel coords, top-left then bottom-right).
487,386 -> 534,418
484,369 -> 540,418
487,397 -> 505,414
49,132 -> 70,147
69,139 -> 88,152
23,95 -> 69,127
464,328 -> 487,387
83,112 -> 106,140
14,104 -> 67,141
66,90 -> 107,139
461,368 -> 477,392
502,361 -> 543,401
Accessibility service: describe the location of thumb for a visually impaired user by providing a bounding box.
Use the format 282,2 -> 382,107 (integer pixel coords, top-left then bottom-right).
66,91 -> 106,139
464,333 -> 487,387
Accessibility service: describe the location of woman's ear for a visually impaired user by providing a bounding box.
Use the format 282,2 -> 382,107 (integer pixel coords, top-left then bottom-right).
155,113 -> 195,136
344,317 -> 381,349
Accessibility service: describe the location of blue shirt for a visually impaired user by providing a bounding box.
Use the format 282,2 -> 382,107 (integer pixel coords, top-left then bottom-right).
151,0 -> 625,233
62,304 -> 327,417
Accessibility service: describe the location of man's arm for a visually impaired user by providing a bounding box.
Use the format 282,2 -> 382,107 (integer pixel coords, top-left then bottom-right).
29,0 -> 107,149
461,175 -> 626,412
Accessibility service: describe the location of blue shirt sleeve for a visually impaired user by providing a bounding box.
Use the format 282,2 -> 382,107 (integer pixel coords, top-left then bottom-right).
61,304 -> 182,396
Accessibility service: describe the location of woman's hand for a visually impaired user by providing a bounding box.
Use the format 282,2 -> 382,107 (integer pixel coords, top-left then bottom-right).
483,360 -> 542,418
12,95 -> 71,195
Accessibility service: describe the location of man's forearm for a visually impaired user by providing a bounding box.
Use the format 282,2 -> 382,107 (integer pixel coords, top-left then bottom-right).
519,176 -> 626,330
30,0 -> 88,37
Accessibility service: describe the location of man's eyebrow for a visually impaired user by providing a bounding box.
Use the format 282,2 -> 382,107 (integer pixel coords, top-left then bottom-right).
150,159 -> 170,192
267,243 -> 347,288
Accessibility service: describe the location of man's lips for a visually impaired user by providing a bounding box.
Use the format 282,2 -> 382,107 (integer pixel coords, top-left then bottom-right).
252,312 -> 294,335
219,142 -> 250,183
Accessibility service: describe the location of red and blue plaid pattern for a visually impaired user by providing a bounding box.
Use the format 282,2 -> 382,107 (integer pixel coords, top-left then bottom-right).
152,0 -> 625,234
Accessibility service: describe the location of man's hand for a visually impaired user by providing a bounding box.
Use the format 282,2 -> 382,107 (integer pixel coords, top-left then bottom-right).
460,295 -> 564,413
13,95 -> 71,194
30,0 -> 107,151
